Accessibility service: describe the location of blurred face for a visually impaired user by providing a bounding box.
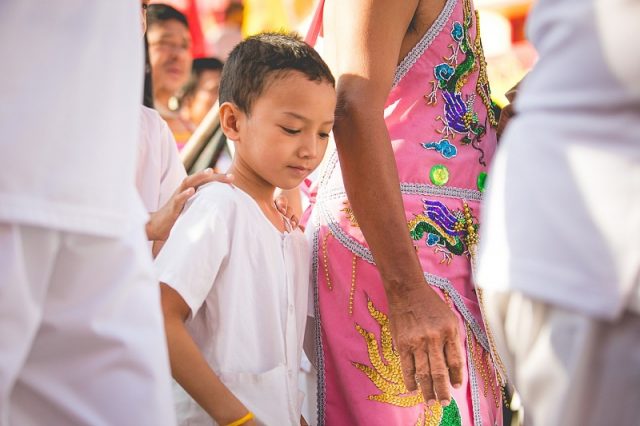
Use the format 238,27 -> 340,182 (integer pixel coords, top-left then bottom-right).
186,69 -> 222,125
147,20 -> 193,95
228,71 -> 336,191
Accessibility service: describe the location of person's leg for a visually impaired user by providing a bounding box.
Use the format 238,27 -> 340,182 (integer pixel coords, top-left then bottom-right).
9,224 -> 175,425
0,224 -> 59,425
484,290 -> 640,426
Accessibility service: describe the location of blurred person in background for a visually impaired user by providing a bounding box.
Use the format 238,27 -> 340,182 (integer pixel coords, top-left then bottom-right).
477,0 -> 640,424
148,3 -> 196,150
179,57 -> 224,127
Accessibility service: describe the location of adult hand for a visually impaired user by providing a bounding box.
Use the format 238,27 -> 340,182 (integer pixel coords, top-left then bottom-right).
386,283 -> 463,407
146,168 -> 234,241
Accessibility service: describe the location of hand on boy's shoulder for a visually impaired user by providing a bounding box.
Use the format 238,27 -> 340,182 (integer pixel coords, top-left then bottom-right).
146,169 -> 234,242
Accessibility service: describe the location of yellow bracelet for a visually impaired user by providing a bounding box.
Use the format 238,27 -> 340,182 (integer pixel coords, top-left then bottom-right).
226,411 -> 254,426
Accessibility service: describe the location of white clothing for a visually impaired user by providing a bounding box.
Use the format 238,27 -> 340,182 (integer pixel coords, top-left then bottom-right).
595,0 -> 640,95
136,105 -> 187,212
0,1 -> 146,238
0,223 -> 175,426
155,183 -> 309,426
476,0 -> 640,319
0,2 -> 176,424
482,290 -> 640,426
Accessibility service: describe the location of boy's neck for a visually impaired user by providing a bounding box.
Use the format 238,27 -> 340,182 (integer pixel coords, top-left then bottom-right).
154,90 -> 174,113
228,164 -> 286,232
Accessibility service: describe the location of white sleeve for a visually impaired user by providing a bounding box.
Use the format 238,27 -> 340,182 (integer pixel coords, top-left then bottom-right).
154,194 -> 229,317
158,118 -> 187,208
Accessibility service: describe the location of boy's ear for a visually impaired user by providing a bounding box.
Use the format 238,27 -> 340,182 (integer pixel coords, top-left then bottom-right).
219,102 -> 242,141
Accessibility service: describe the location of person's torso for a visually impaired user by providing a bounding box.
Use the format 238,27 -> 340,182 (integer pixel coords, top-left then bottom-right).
0,1 -> 146,236
179,185 -> 309,425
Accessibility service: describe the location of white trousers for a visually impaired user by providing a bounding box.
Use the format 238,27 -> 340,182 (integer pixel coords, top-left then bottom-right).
0,223 -> 175,426
483,291 -> 640,426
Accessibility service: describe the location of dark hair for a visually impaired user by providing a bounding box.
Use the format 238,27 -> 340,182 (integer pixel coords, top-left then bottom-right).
147,3 -> 189,30
143,35 -> 154,108
181,57 -> 225,100
219,32 -> 335,114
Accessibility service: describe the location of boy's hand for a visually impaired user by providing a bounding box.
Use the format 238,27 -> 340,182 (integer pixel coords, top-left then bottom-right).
146,169 -> 234,241
274,196 -> 300,231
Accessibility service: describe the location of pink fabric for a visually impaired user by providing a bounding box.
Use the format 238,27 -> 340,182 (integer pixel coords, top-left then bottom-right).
307,0 -> 503,424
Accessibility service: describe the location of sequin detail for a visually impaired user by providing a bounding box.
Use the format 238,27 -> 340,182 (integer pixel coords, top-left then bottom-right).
424,0 -> 496,166
421,139 -> 458,159
430,165 -> 450,186
352,299 -> 462,425
477,171 -> 487,192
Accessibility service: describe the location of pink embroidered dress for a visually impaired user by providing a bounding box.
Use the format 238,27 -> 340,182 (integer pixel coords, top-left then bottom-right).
306,0 -> 503,425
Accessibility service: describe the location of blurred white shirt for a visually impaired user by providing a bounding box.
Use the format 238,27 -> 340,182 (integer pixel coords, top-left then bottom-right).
0,1 -> 146,237
155,183 -> 309,425
477,0 -> 640,319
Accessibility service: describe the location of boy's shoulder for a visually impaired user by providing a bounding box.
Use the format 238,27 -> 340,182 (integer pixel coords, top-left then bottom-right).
186,182 -> 243,216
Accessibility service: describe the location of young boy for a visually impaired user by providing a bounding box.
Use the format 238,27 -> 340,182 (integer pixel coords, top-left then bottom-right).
155,33 -> 336,425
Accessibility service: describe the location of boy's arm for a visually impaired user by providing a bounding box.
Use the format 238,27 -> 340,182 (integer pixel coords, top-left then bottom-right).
160,283 -> 254,425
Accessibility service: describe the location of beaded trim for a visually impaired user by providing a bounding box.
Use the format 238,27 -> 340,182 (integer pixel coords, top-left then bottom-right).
311,222 -> 327,426
399,183 -> 483,201
319,183 -> 483,204
424,273 -> 490,353
467,327 -> 484,426
392,0 -> 458,87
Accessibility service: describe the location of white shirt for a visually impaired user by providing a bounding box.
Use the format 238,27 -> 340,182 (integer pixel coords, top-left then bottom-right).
0,1 -> 146,237
477,0 -> 640,319
136,106 -> 187,212
155,183 -> 309,425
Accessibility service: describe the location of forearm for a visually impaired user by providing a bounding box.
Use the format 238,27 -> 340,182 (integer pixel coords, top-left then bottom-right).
334,99 -> 426,295
164,316 -> 247,424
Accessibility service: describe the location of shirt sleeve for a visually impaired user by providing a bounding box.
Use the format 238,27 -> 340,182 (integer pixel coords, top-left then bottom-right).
158,117 -> 187,208
154,193 -> 229,317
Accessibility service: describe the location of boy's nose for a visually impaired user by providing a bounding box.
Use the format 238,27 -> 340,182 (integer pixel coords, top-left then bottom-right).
298,134 -> 318,158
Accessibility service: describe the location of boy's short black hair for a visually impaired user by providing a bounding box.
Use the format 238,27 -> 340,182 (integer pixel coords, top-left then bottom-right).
181,57 -> 224,100
147,3 -> 189,30
219,32 -> 335,114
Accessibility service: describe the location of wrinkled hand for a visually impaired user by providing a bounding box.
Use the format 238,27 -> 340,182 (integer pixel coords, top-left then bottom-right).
274,196 -> 300,230
386,283 -> 463,407
146,168 -> 234,241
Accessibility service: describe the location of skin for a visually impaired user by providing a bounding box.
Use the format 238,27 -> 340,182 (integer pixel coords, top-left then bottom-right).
323,0 -> 464,406
161,70 -> 336,424
147,19 -> 193,110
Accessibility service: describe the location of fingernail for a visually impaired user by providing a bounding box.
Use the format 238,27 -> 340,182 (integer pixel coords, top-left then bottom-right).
440,399 -> 450,406
427,399 -> 436,406
204,168 -> 213,174
453,382 -> 462,389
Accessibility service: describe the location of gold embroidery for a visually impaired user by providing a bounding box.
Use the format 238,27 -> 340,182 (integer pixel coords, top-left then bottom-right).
348,255 -> 358,315
341,201 -> 359,227
322,232 -> 333,291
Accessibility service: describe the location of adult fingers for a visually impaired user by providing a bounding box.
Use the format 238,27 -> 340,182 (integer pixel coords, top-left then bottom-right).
172,187 -> 195,212
399,348 -> 418,392
414,349 -> 436,405
180,168 -> 234,192
444,336 -> 464,389
427,342 -> 452,406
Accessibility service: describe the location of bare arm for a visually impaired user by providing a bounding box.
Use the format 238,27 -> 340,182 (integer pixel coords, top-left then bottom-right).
160,284 -> 256,425
323,0 -> 463,405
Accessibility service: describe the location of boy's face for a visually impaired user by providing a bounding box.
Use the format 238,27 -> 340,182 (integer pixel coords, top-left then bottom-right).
232,71 -> 336,190
147,20 -> 193,95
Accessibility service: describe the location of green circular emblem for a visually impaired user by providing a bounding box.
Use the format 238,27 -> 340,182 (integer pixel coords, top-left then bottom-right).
477,171 -> 487,192
429,164 -> 449,186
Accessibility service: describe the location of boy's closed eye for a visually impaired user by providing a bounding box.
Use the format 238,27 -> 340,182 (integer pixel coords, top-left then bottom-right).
280,126 -> 301,135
